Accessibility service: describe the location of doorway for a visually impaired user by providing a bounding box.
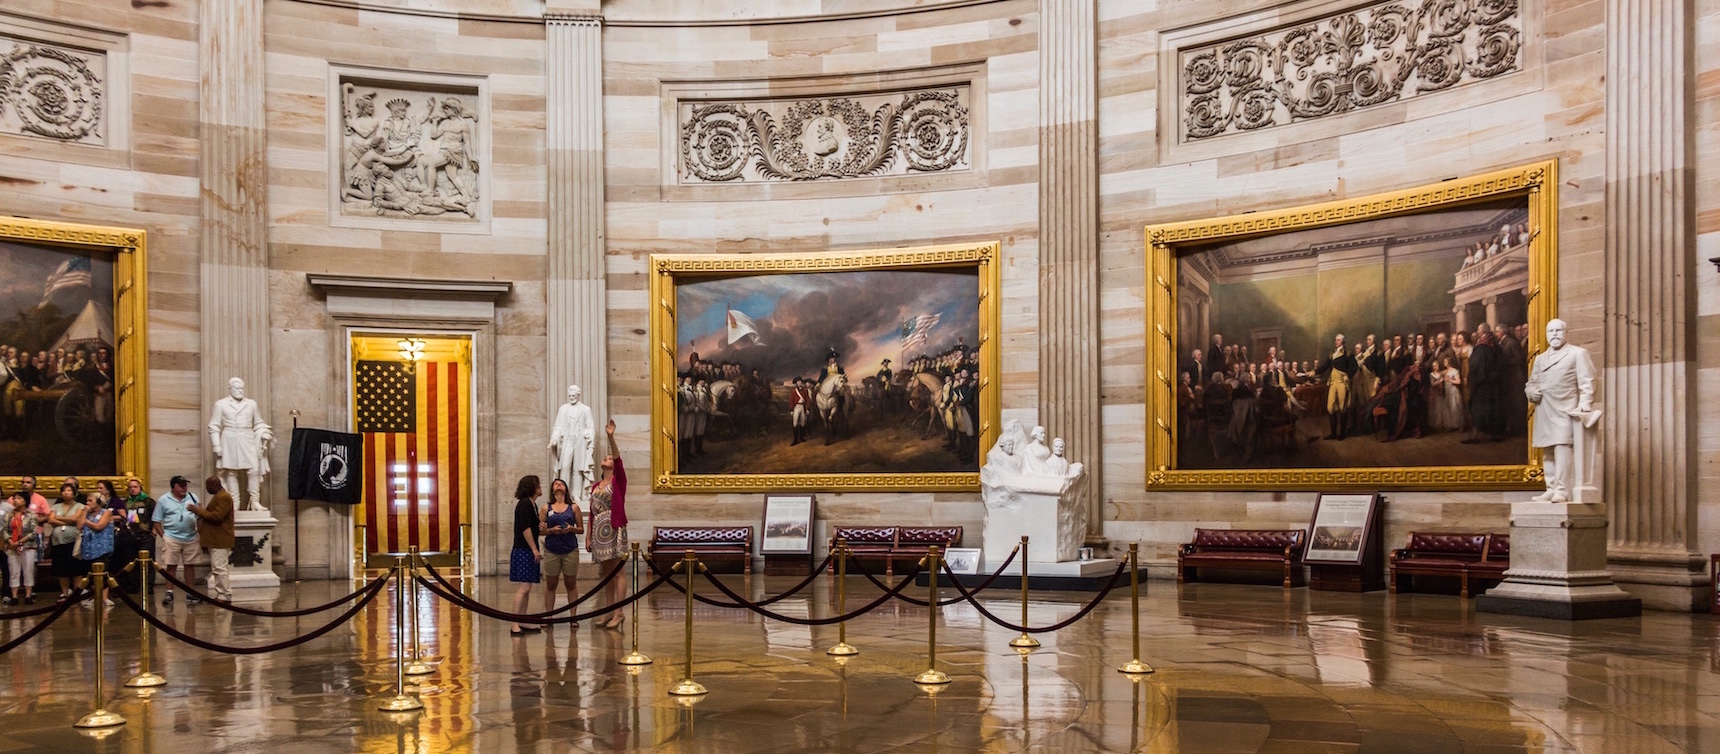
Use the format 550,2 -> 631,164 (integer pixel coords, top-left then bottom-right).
350,333 -> 473,570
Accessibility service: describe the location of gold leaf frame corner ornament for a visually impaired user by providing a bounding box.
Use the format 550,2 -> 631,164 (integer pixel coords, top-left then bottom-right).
0,215 -> 150,493
649,241 -> 1002,493
1143,160 -> 1558,491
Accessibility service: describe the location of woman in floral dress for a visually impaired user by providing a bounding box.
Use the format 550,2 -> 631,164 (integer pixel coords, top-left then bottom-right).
586,420 -> 628,629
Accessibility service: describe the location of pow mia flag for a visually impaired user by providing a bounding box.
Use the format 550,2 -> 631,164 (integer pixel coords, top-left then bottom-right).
288,427 -> 363,504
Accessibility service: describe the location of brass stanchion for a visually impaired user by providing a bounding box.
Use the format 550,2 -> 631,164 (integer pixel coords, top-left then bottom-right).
1008,536 -> 1040,650
667,550 -> 708,696
125,552 -> 166,688
826,538 -> 857,657
74,562 -> 125,729
403,547 -> 434,676
619,543 -> 652,666
914,545 -> 950,685
377,558 -> 424,711
1117,543 -> 1154,675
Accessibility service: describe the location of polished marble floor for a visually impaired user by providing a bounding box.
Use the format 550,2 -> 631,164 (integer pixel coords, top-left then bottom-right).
0,572 -> 1717,753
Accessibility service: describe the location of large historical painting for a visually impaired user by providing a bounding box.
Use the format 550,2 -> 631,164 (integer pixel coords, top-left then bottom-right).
0,218 -> 147,485
1145,162 -> 1556,489
650,243 -> 1001,492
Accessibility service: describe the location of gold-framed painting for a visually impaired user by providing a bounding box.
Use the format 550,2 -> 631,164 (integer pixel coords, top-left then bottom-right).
649,242 -> 1002,493
0,216 -> 149,493
1145,161 -> 1558,490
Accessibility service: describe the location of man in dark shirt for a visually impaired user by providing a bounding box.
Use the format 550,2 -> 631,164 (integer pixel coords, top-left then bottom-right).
1463,330 -> 1507,442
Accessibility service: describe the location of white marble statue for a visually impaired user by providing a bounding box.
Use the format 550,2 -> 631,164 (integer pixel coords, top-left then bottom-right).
548,385 -> 596,502
1525,318 -> 1601,503
1021,425 -> 1054,475
980,420 -> 1088,562
209,377 -> 274,512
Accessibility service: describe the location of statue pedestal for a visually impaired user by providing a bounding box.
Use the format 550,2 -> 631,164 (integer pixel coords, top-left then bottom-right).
1476,502 -> 1640,620
981,474 -> 1085,566
227,509 -> 282,596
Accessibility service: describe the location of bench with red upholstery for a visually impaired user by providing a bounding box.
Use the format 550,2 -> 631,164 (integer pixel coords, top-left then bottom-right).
1177,528 -> 1307,588
831,525 -> 963,576
1389,532 -> 1509,597
649,526 -> 753,574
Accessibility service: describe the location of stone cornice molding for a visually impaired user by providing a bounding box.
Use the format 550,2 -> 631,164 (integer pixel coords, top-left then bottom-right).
307,274 -> 513,301
280,0 -> 1011,26
544,13 -> 602,27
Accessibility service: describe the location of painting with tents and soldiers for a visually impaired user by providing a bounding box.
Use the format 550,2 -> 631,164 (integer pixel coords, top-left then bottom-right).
0,238 -> 117,475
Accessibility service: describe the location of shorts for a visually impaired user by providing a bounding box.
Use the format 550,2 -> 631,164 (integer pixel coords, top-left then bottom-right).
159,536 -> 202,567
541,550 -> 579,580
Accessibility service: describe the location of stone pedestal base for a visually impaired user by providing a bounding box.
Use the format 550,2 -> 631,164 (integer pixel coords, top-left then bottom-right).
1476,502 -> 1640,620
982,481 -> 1084,566
229,509 -> 281,592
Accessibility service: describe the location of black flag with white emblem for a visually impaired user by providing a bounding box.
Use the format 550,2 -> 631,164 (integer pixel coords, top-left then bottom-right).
287,427 -> 363,504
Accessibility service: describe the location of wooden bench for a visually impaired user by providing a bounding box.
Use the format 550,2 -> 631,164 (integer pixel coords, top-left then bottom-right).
1177,528 -> 1307,588
1389,532 -> 1509,597
830,525 -> 963,577
649,526 -> 753,575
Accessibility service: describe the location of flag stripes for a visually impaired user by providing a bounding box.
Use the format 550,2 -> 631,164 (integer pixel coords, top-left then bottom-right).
360,359 -> 469,556
901,313 -> 941,352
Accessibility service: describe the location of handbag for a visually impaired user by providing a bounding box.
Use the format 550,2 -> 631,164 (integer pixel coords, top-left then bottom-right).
72,528 -> 83,559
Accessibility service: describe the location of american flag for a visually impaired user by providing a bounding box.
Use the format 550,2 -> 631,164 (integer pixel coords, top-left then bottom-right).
40,256 -> 92,306
355,359 -> 469,555
900,313 -> 941,352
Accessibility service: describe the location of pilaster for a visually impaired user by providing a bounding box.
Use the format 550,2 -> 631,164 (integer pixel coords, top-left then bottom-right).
1037,0 -> 1102,541
546,14 -> 609,435
1602,0 -> 1707,610
198,0 -> 270,472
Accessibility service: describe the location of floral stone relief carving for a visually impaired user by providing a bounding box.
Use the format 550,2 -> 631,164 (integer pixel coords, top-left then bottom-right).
338,79 -> 481,221
1180,0 -> 1522,141
0,36 -> 105,145
679,85 -> 970,184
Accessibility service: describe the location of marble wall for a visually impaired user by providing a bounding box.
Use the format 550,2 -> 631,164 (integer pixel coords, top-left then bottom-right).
2,0 -> 1714,603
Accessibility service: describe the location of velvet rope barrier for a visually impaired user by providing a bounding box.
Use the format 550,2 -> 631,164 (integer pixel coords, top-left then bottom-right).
637,551 -> 838,610
415,568 -> 672,626
420,557 -> 627,619
0,592 -> 85,654
153,565 -> 387,618
937,558 -> 1128,634
0,590 -> 91,620
848,546 -> 1019,607
690,562 -> 933,626
112,572 -> 392,655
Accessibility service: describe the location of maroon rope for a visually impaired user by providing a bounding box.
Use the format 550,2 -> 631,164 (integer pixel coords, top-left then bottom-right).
415,568 -> 671,625
154,566 -> 385,617
937,558 -> 1129,633
113,573 -> 392,654
850,547 -> 1018,607
692,562 -> 931,626
0,590 -> 90,620
421,557 -> 626,618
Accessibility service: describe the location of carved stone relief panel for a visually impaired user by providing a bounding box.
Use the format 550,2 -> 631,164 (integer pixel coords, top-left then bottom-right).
1177,0 -> 1524,142
330,69 -> 490,232
678,85 -> 972,184
0,34 -> 106,146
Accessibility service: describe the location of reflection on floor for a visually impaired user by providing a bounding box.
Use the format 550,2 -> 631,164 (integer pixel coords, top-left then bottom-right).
0,575 -> 1716,752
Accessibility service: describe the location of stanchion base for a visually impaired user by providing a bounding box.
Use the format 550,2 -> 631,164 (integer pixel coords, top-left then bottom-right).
403,662 -> 436,677
619,651 -> 654,666
1117,659 -> 1155,675
124,672 -> 167,689
825,642 -> 859,657
74,708 -> 126,728
1008,634 -> 1041,649
377,694 -> 425,712
913,669 -> 951,685
668,678 -> 708,696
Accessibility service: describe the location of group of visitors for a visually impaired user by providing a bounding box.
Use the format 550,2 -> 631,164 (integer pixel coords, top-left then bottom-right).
508,419 -> 628,636
0,473 -> 235,609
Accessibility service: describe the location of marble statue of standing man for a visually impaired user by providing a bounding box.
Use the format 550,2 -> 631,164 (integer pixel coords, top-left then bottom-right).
209,377 -> 273,512
1524,318 -> 1600,503
548,385 -> 595,502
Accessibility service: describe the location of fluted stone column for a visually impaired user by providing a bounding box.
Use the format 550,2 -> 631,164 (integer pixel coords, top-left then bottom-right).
1602,0 -> 1706,610
1037,0 -> 1101,541
546,13 -> 608,436
198,0 -> 270,472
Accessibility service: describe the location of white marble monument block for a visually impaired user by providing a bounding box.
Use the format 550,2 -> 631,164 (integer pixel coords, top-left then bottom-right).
229,509 -> 282,594
1476,502 -> 1639,620
980,421 -> 1087,565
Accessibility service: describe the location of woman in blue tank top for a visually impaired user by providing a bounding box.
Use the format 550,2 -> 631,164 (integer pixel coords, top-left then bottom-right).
540,478 -> 584,623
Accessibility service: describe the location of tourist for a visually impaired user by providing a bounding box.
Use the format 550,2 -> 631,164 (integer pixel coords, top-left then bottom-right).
587,420 -> 627,630
188,476 -> 234,603
45,483 -> 85,600
77,486 -> 117,608
539,478 -> 584,624
509,474 -> 543,635
154,476 -> 202,606
4,492 -> 38,605
113,478 -> 156,594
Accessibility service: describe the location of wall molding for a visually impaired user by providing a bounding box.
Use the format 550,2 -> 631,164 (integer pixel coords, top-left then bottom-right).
0,11 -> 129,167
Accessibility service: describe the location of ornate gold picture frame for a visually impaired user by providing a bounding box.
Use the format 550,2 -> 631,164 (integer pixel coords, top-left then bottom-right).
0,216 -> 149,492
649,242 -> 1002,493
1145,161 -> 1557,490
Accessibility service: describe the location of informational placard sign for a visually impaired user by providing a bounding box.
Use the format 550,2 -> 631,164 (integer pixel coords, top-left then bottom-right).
1304,493 -> 1381,564
760,495 -> 815,554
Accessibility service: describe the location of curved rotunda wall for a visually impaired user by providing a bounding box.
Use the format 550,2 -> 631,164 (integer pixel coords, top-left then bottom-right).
1,0 -> 1716,602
